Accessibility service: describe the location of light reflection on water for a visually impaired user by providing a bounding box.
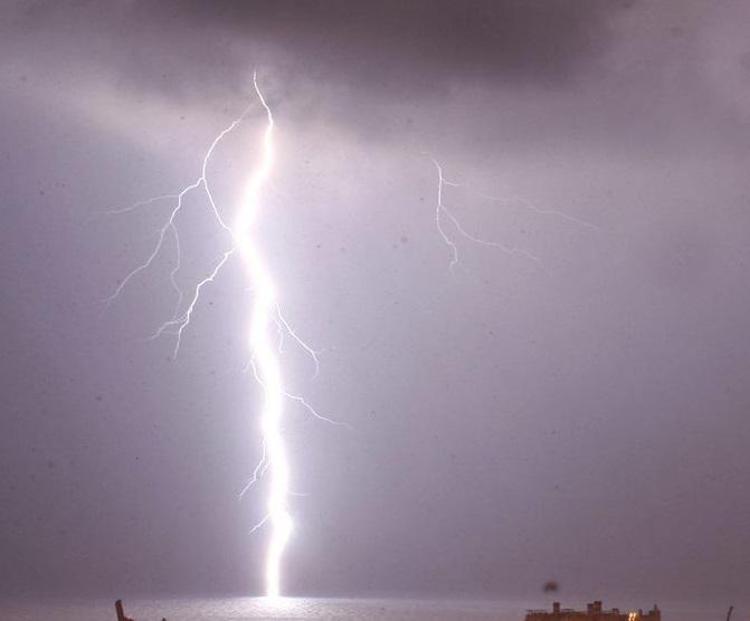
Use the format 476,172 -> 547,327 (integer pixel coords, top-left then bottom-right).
0,597 -> 526,620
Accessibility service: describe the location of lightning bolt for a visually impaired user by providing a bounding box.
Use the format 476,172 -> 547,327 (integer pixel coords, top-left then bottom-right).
104,72 -> 328,598
103,71 -> 596,601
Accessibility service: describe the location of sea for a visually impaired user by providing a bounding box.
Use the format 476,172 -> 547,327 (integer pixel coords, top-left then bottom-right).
0,597 -> 735,620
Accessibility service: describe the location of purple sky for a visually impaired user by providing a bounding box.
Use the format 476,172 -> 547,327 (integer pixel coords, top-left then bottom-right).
1,0 -> 749,602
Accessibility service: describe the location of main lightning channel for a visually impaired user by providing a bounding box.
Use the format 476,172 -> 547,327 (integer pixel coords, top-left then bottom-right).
232,74 -> 292,598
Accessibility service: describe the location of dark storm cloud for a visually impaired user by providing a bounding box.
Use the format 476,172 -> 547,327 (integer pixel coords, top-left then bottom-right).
7,0 -> 631,98
136,0 -> 626,86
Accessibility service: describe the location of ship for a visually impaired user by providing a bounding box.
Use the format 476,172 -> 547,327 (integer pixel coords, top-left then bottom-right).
526,600 -> 661,621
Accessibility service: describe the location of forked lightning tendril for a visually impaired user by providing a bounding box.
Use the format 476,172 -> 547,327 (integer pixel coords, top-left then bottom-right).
429,157 -> 541,268
427,156 -> 598,269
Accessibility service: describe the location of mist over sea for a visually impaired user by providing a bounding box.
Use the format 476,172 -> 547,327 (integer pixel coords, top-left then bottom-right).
0,597 -> 735,621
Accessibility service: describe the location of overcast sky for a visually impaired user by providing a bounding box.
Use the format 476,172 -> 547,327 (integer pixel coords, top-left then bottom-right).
1,0 -> 750,603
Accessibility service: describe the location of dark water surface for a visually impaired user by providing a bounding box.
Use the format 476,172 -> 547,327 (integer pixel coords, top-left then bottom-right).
0,598 -> 737,621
